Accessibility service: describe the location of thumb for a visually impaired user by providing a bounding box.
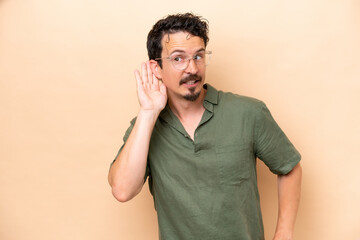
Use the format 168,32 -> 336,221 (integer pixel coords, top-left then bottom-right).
159,81 -> 167,96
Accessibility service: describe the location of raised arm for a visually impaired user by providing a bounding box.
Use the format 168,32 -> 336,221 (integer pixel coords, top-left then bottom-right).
108,61 -> 167,202
273,162 -> 302,240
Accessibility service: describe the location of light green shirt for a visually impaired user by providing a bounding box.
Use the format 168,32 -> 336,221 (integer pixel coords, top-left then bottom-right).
114,84 -> 301,240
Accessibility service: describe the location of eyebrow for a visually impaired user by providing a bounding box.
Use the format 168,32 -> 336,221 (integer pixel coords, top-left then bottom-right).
169,48 -> 206,55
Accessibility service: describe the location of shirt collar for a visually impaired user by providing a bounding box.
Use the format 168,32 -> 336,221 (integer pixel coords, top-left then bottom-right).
203,83 -> 218,105
159,83 -> 219,122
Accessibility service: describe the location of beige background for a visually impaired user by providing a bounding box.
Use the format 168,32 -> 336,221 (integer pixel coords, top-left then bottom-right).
1,0 -> 359,239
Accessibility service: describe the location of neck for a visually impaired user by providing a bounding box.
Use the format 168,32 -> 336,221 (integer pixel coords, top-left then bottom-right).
168,88 -> 206,120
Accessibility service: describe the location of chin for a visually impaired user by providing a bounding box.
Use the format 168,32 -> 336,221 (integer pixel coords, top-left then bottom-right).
183,90 -> 201,102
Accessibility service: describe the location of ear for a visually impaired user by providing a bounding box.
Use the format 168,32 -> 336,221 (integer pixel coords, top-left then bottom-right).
149,60 -> 162,80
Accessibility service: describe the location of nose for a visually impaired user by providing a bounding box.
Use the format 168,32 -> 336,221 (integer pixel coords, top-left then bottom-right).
184,58 -> 198,74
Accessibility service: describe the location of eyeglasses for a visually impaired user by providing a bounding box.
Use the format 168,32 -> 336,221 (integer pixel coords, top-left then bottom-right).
155,50 -> 212,70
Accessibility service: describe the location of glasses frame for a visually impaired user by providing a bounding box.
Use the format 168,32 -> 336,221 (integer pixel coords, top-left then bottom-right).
155,50 -> 212,70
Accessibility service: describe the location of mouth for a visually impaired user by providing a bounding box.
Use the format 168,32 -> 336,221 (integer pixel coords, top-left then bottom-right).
183,80 -> 199,85
181,80 -> 200,89
180,75 -> 202,87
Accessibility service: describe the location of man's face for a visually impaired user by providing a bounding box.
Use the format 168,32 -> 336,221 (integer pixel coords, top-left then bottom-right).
158,31 -> 206,102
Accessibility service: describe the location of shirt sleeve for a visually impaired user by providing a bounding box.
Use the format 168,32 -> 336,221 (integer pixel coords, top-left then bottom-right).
109,117 -> 150,182
254,102 -> 301,175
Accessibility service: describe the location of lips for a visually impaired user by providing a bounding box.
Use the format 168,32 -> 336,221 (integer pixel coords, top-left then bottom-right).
184,80 -> 197,85
179,75 -> 202,85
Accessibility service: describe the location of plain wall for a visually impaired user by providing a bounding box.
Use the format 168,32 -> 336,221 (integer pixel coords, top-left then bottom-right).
1,0 -> 359,239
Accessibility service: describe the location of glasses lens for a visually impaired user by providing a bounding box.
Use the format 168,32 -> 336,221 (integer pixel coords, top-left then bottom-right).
205,51 -> 211,66
170,54 -> 187,70
194,52 -> 211,67
169,51 -> 212,70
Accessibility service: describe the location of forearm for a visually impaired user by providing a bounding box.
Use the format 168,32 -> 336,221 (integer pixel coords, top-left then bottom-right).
108,110 -> 159,202
273,163 -> 302,240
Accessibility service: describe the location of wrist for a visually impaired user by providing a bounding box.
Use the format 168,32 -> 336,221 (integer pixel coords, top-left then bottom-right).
138,109 -> 160,122
273,230 -> 293,240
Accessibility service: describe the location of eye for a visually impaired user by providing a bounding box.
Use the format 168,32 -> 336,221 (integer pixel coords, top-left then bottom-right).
172,55 -> 185,62
194,53 -> 205,61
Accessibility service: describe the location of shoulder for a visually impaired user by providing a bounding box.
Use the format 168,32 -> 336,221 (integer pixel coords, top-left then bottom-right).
217,90 -> 265,113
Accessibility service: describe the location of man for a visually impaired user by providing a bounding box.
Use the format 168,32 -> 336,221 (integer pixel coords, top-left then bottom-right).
108,13 -> 302,240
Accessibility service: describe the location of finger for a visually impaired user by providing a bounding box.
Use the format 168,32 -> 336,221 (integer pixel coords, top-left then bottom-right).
134,69 -> 144,94
146,61 -> 153,85
159,81 -> 167,96
134,69 -> 141,86
152,74 -> 159,89
141,62 -> 148,86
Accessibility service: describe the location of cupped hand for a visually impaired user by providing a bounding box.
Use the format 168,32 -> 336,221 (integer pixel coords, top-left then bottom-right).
134,61 -> 167,114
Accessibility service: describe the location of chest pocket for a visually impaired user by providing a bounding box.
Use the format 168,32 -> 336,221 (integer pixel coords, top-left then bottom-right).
216,144 -> 252,185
